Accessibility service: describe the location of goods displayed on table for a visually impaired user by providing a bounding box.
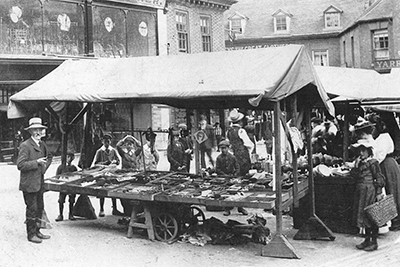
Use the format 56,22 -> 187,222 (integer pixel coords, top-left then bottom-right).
45,167 -> 304,209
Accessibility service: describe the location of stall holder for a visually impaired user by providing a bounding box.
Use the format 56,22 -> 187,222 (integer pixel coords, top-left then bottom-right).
44,168 -> 308,242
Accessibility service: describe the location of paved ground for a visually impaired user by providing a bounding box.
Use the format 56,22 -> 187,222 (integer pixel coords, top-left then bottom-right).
1,152 -> 400,267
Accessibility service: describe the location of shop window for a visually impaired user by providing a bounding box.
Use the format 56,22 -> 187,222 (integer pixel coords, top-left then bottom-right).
93,6 -> 126,58
126,10 -> 157,57
200,16 -> 211,52
176,11 -> 189,53
312,50 -> 329,66
373,29 -> 389,59
324,5 -> 342,29
272,10 -> 292,33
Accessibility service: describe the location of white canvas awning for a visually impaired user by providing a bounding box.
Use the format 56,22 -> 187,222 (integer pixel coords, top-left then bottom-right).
8,45 -> 334,118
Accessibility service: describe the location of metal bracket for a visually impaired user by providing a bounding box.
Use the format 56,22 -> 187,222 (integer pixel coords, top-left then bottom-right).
261,234 -> 300,259
293,215 -> 336,241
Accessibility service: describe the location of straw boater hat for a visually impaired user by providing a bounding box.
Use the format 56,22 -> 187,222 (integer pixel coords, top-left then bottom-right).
24,117 -> 47,130
228,109 -> 244,123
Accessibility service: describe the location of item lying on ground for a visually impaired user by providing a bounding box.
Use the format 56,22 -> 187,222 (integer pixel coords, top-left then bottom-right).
179,215 -> 271,246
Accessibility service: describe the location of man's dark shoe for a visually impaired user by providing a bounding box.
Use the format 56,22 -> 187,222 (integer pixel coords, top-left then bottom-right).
363,243 -> 378,251
36,231 -> 51,239
28,235 -> 42,244
356,239 -> 370,250
68,214 -> 76,221
55,215 -> 63,222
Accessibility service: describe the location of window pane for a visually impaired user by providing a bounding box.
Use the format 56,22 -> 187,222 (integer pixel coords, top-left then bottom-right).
93,6 -> 125,58
176,12 -> 188,53
43,1 -> 85,56
126,10 -> 157,57
373,30 -> 389,59
276,16 -> 287,31
326,13 -> 340,27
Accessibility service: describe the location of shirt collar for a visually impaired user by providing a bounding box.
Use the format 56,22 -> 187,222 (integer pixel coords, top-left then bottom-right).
31,137 -> 40,146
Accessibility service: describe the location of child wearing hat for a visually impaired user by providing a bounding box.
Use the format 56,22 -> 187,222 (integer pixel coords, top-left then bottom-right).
215,139 -> 248,216
55,152 -> 78,221
350,139 -> 385,251
167,129 -> 187,172
116,135 -> 142,170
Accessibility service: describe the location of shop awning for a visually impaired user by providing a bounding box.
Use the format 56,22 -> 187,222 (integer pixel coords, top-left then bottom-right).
315,66 -> 400,111
8,45 -> 334,118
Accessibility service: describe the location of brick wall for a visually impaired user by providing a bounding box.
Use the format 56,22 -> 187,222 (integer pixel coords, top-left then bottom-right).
166,1 -> 226,55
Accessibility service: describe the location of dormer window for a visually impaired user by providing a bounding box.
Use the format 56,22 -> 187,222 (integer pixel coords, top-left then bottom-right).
324,5 -> 343,29
227,12 -> 248,35
272,9 -> 292,33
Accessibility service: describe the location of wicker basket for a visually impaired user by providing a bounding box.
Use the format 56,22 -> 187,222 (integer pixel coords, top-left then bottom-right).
364,194 -> 398,227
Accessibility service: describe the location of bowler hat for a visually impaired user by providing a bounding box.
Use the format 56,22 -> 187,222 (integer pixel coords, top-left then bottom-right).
24,117 -> 47,130
228,109 -> 244,123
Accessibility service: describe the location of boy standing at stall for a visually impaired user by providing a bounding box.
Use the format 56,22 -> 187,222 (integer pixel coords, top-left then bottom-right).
215,140 -> 248,216
55,152 -> 78,222
92,133 -> 122,217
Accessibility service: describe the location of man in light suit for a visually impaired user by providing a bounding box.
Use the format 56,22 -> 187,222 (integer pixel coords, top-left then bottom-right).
17,117 -> 53,244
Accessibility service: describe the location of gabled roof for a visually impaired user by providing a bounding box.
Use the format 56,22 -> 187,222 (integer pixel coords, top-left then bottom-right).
341,0 -> 393,34
224,0 -> 368,39
227,11 -> 248,20
323,5 -> 343,13
272,9 -> 293,17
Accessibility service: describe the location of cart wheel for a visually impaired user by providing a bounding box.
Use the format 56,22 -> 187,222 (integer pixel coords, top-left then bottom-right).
190,206 -> 205,225
153,212 -> 179,242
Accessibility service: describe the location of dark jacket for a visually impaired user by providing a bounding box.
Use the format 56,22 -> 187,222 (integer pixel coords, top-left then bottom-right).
17,138 -> 52,192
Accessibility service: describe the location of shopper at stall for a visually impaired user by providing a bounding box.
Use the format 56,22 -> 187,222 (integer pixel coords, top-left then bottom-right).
350,139 -> 385,251
226,109 -> 254,176
214,122 -> 223,151
92,133 -> 122,217
138,128 -> 159,171
17,117 -> 53,244
178,123 -> 193,173
199,118 -> 216,169
368,114 -> 400,231
215,139 -> 247,216
167,129 -> 187,172
55,152 -> 78,222
116,135 -> 142,170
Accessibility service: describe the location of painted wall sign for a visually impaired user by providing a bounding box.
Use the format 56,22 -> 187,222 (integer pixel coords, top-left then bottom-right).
122,0 -> 166,9
57,14 -> 71,32
225,43 -> 288,51
139,21 -> 148,37
104,17 -> 114,32
374,59 -> 400,70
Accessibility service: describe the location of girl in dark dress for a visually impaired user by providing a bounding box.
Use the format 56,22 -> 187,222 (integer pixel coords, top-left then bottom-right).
167,130 -> 187,172
350,139 -> 385,251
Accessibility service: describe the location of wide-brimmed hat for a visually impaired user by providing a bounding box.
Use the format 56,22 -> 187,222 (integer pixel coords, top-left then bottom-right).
351,138 -> 374,149
351,117 -> 375,132
24,117 -> 47,130
218,140 -> 230,148
228,109 -> 244,123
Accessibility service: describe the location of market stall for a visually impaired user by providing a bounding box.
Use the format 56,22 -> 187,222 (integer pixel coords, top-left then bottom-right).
8,45 -> 335,258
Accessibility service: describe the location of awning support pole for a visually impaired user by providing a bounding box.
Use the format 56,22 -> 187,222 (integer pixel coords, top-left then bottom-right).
261,102 -> 300,259
293,107 -> 335,241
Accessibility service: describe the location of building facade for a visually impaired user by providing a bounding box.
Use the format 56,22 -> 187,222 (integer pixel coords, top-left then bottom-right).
340,0 -> 400,73
0,0 -> 234,160
224,0 -> 373,67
